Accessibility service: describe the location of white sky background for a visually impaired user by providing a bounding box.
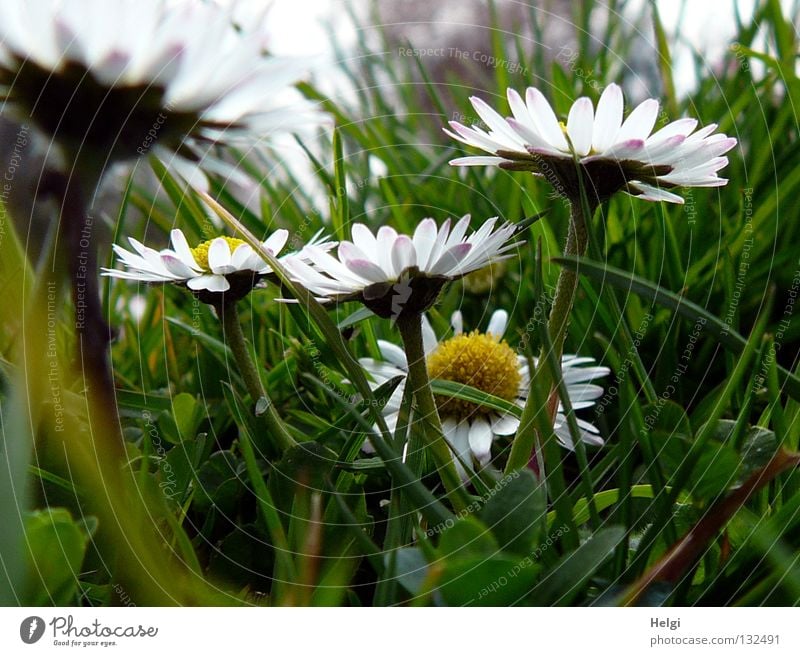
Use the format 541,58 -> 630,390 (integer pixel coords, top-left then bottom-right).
645,0 -> 799,93
234,0 -> 797,94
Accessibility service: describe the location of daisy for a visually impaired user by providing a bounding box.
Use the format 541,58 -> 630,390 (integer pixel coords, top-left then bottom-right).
102,226 -> 332,302
445,83 -> 736,204
360,309 -> 610,477
283,216 -> 518,319
0,0 -> 323,167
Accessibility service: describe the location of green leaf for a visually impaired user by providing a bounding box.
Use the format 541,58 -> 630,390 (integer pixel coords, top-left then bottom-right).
644,400 -> 693,440
563,485 -> 690,528
741,424 -> 779,466
22,508 -> 91,606
478,470 -> 546,556
393,547 -> 429,596
193,451 -> 243,516
160,392 -> 202,444
429,379 -> 521,417
438,517 -> 498,559
438,555 -> 540,607
331,127 -> 349,241
269,442 -> 337,521
691,443 -> 741,501
530,527 -> 626,606
174,393 -> 202,439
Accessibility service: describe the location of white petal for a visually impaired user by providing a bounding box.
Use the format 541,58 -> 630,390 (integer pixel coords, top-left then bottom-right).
469,96 -> 526,148
376,226 -> 399,277
506,118 -> 564,155
263,229 -> 289,256
207,238 -> 233,274
468,418 -> 493,465
507,87 -> 538,134
491,413 -> 520,436
554,420 -> 575,450
429,243 -> 472,276
525,87 -> 569,151
450,310 -> 463,335
160,154 -> 210,193
566,97 -> 594,156
351,223 -> 378,255
391,235 -> 417,275
615,98 -> 660,143
449,156 -> 507,167
592,83 -> 624,152
583,138 -> 645,162
307,245 -> 370,286
628,182 -> 685,204
445,122 -> 511,155
646,117 -> 698,146
421,314 -> 438,356
566,383 -> 605,404
187,274 -> 230,292
446,214 -> 472,249
347,258 -> 391,283
425,218 -> 451,270
443,419 -> 473,481
230,243 -> 255,270
377,340 -> 408,369
160,253 -> 195,278
412,218 -> 438,270
170,229 -> 201,270
486,309 -> 508,338
360,359 -> 407,384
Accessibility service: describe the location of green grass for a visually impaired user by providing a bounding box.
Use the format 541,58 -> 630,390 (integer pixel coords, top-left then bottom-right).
2,0 -> 800,606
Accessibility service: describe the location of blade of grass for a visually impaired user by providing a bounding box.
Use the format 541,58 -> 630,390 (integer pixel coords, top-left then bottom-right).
554,256 -> 800,401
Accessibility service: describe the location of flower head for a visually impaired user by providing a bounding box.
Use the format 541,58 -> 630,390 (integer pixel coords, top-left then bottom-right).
360,309 -> 610,477
102,225 -> 332,304
445,84 -> 736,204
0,0 -> 323,166
284,216 -> 518,319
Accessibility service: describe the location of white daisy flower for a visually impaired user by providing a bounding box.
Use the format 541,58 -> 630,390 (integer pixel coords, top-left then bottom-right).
102,226 -> 332,302
283,216 -> 518,319
445,83 -> 736,204
360,309 -> 610,478
0,0 -> 324,168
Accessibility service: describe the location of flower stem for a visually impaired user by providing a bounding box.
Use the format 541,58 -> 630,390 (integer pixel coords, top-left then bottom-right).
506,199 -> 592,473
547,198 -> 590,363
396,313 -> 469,512
218,299 -> 296,452
44,164 -> 124,460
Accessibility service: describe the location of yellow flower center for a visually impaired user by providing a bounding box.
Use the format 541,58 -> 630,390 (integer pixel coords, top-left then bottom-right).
427,330 -> 521,420
190,237 -> 248,271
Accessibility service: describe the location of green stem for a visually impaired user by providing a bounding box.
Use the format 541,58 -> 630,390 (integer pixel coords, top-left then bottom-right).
506,199 -> 592,473
219,299 -> 296,452
237,418 -> 297,603
396,313 -> 469,513
547,199 -> 590,360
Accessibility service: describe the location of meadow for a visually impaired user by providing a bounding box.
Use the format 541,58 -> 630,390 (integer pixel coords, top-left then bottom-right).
1,0 -> 799,608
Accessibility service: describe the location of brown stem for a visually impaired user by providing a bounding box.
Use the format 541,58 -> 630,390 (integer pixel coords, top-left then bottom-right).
45,169 -> 123,459
622,449 -> 800,605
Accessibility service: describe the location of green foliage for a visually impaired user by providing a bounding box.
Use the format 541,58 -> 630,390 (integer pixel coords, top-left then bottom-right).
3,0 -> 800,607
22,509 -> 93,606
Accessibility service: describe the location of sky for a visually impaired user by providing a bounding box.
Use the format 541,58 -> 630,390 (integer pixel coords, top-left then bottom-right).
235,0 -> 795,94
